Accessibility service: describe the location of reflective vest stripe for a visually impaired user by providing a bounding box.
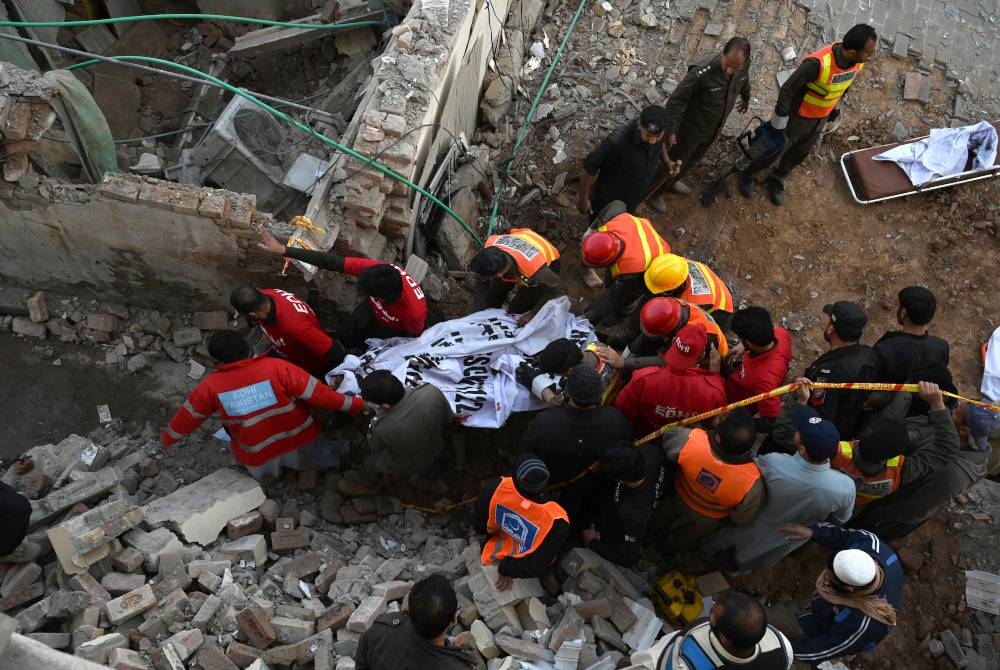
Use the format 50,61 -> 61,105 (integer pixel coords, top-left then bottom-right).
485,228 -> 560,286
603,214 -> 669,277
300,376 -> 318,401
682,261 -> 732,313
235,415 -> 316,454
481,477 -> 568,564
164,425 -> 185,440
221,401 -> 299,429
833,441 -> 904,505
183,400 -> 209,420
798,44 -> 864,119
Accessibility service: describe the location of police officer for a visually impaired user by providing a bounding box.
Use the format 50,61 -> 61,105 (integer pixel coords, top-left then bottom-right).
469,228 -> 561,326
656,37 -> 752,199
472,456 -> 570,589
739,24 -> 877,205
354,574 -> 485,670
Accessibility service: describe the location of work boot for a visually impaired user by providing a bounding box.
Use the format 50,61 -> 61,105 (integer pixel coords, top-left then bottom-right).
766,176 -> 785,206
737,171 -> 755,198
670,179 -> 692,195
648,195 -> 667,213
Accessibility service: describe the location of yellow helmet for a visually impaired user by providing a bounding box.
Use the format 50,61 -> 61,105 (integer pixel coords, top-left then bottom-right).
644,254 -> 690,294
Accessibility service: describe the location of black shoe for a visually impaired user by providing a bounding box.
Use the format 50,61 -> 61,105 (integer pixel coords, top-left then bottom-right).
738,172 -> 755,198
766,176 -> 785,206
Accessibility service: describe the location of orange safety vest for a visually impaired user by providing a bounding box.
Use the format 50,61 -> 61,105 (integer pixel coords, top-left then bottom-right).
684,302 -> 729,358
798,43 -> 864,119
831,441 -> 904,506
585,342 -> 624,405
678,260 -> 733,315
484,228 -> 560,286
481,477 -> 569,565
675,429 -> 761,519
598,213 -> 671,278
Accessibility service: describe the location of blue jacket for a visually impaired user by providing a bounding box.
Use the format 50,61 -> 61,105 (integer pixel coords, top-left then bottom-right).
793,523 -> 903,663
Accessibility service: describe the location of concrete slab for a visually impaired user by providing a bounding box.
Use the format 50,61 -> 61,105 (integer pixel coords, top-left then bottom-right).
142,469 -> 266,546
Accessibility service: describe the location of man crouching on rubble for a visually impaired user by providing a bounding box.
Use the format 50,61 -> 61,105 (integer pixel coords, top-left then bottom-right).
161,331 -> 369,480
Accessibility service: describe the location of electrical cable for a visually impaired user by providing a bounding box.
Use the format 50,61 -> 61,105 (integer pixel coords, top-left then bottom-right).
43,123 -> 212,145
0,32 -> 482,245
486,0 -> 590,237
0,13 -> 383,32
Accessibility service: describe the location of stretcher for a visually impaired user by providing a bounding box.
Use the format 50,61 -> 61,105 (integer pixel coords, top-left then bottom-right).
839,120 -> 1000,204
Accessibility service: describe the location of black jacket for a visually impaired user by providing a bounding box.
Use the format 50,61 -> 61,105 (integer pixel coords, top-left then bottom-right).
472,477 -> 570,578
803,344 -> 879,440
873,330 -> 950,383
0,481 -> 30,556
588,442 -> 667,567
520,405 -> 633,484
355,613 -> 485,670
663,52 -> 751,141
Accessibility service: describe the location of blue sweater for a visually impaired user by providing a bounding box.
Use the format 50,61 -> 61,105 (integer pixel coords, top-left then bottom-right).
793,523 -> 903,663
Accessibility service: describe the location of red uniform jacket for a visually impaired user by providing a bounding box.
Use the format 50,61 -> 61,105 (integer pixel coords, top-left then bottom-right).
614,366 -> 727,439
343,258 -> 428,335
259,289 -> 334,374
725,327 -> 793,419
161,355 -> 364,467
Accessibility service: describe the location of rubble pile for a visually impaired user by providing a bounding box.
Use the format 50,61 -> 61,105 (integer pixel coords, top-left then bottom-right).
0,422 -> 683,669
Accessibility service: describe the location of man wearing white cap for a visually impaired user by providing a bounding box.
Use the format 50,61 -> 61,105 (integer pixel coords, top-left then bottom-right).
770,522 -> 902,663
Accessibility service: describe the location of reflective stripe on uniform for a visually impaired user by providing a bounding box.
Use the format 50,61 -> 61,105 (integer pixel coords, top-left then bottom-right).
300,376 -> 318,401
336,394 -> 355,412
234,415 -> 315,454
221,401 -> 299,428
183,400 -> 209,419
164,425 -> 185,440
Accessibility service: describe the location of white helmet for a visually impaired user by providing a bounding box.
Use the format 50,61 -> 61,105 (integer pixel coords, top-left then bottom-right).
832,549 -> 878,587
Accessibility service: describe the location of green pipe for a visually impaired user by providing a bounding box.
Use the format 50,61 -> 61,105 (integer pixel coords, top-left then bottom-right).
71,55 -> 481,245
0,14 -> 382,31
486,0 -> 589,238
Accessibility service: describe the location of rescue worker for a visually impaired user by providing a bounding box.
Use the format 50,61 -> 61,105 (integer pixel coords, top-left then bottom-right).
702,393 -> 855,571
723,306 -> 793,430
469,228 -> 561,326
472,455 -> 570,589
770,523 -> 901,663
580,203 -> 671,326
519,365 -> 633,503
354,574 -> 485,670
630,592 -> 793,670
661,408 -> 764,545
515,338 -> 621,408
656,37 -> 752,199
161,331 -> 368,480
738,24 -> 878,205
852,401 -> 998,540
614,324 -> 728,439
582,442 -> 666,568
595,297 -> 729,372
829,382 -> 960,511
357,370 -> 453,482
258,227 -> 439,349
230,285 -> 344,379
578,105 -> 677,217
643,253 -> 734,331
874,286 -> 950,383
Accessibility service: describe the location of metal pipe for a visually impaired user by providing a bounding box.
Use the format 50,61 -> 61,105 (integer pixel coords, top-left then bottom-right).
0,32 -> 338,119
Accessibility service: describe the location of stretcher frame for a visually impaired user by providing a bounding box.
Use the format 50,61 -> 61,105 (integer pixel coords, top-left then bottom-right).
840,131 -> 1000,205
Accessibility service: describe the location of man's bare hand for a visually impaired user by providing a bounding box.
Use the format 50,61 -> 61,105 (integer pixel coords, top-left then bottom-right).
737,99 -> 749,114
592,343 -> 625,370
777,522 -> 813,541
708,347 -> 722,374
793,377 -> 813,405
258,227 -> 286,255
516,311 -> 536,327
917,381 -> 946,411
495,574 -> 513,591
669,159 -> 683,177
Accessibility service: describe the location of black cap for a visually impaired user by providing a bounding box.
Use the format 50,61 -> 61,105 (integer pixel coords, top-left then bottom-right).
514,455 -> 550,494
534,338 -> 583,374
822,301 -> 867,341
566,364 -> 603,407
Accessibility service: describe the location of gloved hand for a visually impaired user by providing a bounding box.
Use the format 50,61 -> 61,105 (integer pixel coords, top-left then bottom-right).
769,113 -> 789,133
516,362 -> 542,387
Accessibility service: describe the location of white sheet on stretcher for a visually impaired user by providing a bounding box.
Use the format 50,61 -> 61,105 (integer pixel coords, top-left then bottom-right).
873,121 -> 998,186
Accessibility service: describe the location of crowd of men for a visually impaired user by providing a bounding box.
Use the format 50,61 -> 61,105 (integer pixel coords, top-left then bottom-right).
1,20 -> 994,670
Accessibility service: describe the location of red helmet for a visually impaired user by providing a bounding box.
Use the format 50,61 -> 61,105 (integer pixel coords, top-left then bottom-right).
640,298 -> 684,336
581,231 -> 625,268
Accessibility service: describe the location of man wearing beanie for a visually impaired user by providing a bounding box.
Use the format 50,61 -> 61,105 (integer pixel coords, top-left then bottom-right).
702,382 -> 855,571
582,442 -> 666,568
520,365 -> 633,518
472,455 -> 570,589
830,382 -> 960,514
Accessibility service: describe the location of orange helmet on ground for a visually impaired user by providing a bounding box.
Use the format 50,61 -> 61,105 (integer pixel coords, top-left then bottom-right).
581,232 -> 625,268
640,298 -> 684,336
